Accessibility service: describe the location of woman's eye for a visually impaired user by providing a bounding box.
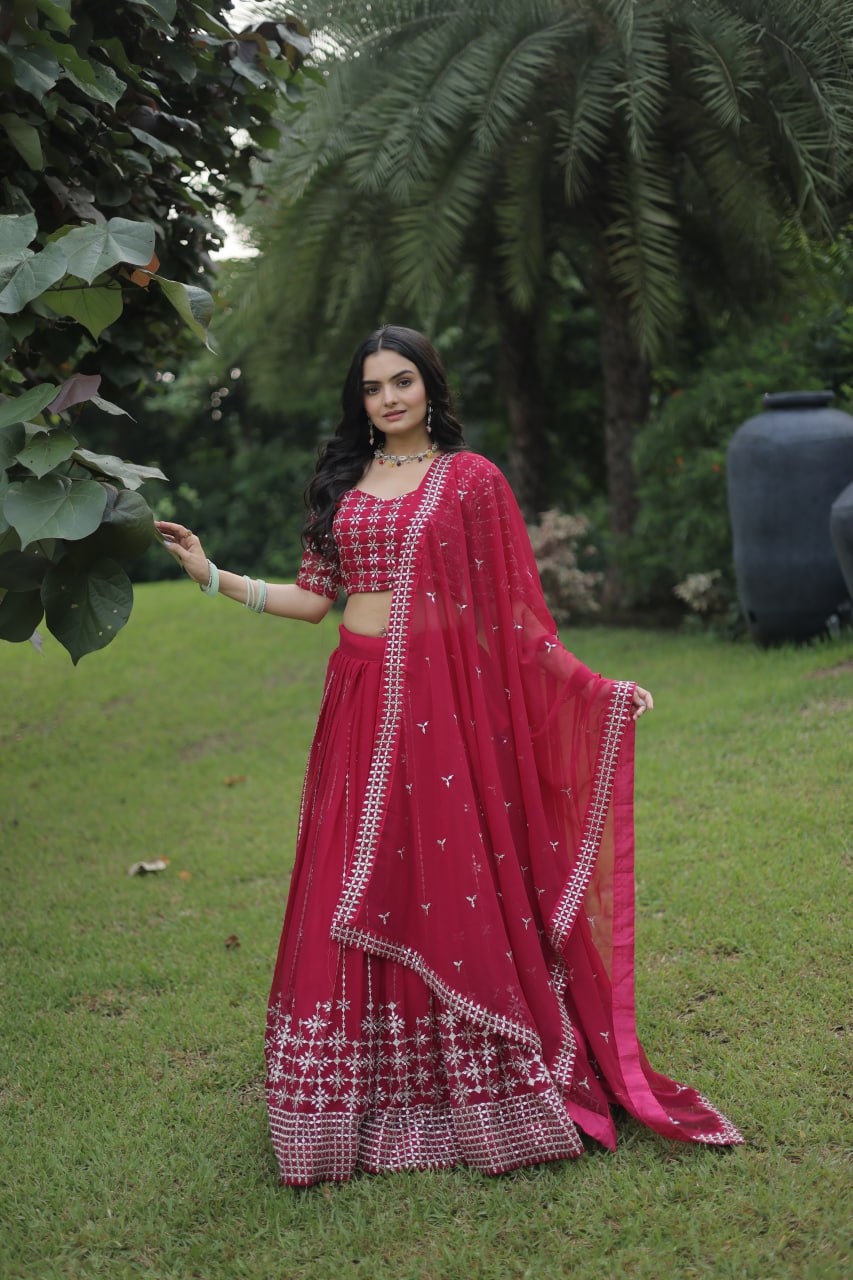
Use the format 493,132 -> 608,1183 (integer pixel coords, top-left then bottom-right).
397,379 -> 411,387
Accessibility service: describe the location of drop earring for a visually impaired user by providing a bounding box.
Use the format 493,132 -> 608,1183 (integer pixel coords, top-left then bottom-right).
426,402 -> 433,435
368,416 -> 375,448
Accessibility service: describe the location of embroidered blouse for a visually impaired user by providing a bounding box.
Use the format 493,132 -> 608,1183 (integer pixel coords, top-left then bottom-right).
296,483 -> 427,599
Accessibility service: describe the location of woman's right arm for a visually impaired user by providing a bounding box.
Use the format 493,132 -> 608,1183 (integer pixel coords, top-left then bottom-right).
154,521 -> 336,624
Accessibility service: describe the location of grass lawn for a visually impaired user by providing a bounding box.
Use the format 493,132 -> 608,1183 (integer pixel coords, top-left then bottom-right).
1,581 -> 851,1280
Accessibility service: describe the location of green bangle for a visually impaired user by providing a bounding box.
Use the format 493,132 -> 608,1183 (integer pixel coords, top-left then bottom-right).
200,561 -> 219,596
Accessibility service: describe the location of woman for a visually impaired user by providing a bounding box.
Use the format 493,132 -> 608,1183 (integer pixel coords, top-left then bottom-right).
158,325 -> 743,1185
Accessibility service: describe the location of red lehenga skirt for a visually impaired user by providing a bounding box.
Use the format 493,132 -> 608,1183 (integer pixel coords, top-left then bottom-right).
264,625 -> 742,1186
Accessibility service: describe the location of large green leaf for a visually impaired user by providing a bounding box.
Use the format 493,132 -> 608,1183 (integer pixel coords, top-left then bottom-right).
153,275 -> 215,348
56,44 -> 127,107
97,488 -> 157,557
12,47 -> 61,101
69,488 -> 158,563
98,35 -> 154,89
0,549 -> 51,590
36,0 -> 74,35
127,126 -> 182,161
0,115 -> 44,170
5,315 -> 36,346
125,0 -> 178,26
15,428 -> 78,478
3,475 -> 107,548
0,213 -> 37,259
55,219 -> 155,284
71,448 -> 167,490
0,240 -> 68,314
0,587 -> 44,642
0,385 -> 59,429
0,423 -> 27,468
42,556 -> 132,663
228,55 -> 270,90
91,394 -> 132,418
0,525 -> 21,556
41,277 -> 123,340
192,5 -> 233,39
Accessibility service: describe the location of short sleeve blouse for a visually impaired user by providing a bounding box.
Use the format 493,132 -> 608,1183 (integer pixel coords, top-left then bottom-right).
295,464 -> 443,599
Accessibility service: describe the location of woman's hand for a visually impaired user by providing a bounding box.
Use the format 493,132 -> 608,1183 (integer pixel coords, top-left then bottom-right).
154,520 -> 210,585
631,685 -> 654,721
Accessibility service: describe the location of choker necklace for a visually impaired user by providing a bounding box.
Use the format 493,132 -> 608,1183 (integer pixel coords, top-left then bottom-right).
374,442 -> 438,467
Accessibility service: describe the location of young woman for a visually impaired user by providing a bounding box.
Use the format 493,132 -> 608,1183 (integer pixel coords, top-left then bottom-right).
157,325 -> 742,1185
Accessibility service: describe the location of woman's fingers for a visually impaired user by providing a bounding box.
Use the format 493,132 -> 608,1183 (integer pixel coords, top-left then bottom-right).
155,520 -> 196,538
631,685 -> 654,720
155,520 -> 199,551
162,540 -> 188,563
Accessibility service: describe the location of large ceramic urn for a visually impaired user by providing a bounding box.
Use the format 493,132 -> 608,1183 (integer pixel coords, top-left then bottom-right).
830,480 -> 853,605
727,390 -> 853,645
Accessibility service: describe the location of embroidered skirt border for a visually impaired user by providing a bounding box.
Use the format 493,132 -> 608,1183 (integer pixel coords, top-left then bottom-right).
268,1091 -> 584,1186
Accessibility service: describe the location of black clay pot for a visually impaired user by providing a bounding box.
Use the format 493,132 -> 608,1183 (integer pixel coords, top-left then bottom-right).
727,390 -> 853,645
830,480 -> 853,604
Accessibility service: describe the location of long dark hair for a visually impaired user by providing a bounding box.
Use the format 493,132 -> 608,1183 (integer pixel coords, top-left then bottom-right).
303,325 -> 466,557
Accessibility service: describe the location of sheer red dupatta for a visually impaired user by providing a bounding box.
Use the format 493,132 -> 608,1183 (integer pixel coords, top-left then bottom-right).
330,451 -> 742,1150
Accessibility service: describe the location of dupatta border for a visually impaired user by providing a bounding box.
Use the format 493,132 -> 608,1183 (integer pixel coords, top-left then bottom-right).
333,921 -> 549,1056
548,679 -> 636,952
331,451 -> 457,934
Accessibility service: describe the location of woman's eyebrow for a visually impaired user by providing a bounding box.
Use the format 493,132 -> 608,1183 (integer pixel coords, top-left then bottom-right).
361,368 -> 415,384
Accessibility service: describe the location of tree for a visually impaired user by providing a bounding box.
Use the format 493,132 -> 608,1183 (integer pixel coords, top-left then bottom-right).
0,0 -> 310,660
238,0 -> 853,551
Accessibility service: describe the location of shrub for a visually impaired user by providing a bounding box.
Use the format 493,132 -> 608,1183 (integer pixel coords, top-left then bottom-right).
622,245 -> 853,626
527,509 -> 602,624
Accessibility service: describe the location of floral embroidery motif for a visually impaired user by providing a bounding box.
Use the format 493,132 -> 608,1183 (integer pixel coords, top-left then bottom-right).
265,996 -> 585,1183
266,997 -> 554,1114
296,482 -> 437,599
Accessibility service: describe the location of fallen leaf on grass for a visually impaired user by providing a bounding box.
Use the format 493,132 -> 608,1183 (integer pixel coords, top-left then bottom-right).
222,775 -> 247,786
128,858 -> 169,877
224,934 -> 240,949
178,870 -> 192,881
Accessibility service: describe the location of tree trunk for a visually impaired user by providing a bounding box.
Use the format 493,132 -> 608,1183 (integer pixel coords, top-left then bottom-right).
495,295 -> 549,519
597,279 -> 652,604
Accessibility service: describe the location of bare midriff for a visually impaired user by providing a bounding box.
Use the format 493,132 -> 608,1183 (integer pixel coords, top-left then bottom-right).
342,590 -> 393,637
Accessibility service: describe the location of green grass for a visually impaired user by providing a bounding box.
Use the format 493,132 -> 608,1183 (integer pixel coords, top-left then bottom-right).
1,581 -> 851,1280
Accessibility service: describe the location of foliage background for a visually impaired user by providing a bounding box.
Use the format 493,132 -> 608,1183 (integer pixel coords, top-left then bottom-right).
0,0 -> 310,657
2,0 -> 853,633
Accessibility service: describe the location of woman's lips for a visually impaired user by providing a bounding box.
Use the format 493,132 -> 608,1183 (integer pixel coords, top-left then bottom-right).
383,411 -> 405,420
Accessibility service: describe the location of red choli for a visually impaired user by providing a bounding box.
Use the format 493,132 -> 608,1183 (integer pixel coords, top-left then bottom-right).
296,482 -> 426,598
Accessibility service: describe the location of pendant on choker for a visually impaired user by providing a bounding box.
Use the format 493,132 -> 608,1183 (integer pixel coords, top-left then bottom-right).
374,442 -> 438,467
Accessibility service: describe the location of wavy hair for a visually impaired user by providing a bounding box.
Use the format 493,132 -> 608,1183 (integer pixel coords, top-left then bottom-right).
303,325 -> 466,558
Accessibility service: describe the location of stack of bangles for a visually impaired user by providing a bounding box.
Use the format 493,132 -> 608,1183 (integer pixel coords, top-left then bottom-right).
199,560 -> 267,614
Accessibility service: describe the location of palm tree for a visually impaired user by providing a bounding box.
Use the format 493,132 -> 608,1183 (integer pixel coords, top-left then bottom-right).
243,0 -> 853,539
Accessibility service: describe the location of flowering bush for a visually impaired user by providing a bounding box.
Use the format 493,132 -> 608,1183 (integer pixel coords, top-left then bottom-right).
527,510 -> 602,624
673,570 -> 726,614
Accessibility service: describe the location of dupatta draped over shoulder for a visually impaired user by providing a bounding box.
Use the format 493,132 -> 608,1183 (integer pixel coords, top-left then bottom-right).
320,450 -> 742,1153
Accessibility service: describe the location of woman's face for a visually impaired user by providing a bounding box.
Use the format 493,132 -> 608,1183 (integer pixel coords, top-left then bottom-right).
361,348 -> 428,437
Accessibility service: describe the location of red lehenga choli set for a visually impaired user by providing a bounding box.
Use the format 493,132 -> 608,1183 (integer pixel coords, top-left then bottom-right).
264,451 -> 743,1185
